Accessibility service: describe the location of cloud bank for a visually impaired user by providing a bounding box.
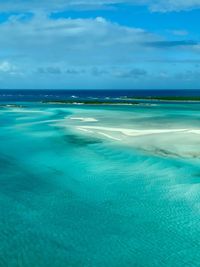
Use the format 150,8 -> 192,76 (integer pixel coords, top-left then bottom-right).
0,4 -> 199,89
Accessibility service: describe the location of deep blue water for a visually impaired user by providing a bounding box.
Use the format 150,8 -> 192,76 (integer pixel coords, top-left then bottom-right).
0,89 -> 200,101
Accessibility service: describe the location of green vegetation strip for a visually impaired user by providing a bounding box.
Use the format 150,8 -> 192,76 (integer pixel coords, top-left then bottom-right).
122,96 -> 200,101
42,100 -> 140,105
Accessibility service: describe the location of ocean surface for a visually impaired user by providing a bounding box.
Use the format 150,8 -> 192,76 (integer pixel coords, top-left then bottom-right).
1,90 -> 200,266
1,89 -> 200,102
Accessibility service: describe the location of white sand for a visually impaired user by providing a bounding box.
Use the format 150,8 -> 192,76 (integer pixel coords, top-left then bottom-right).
76,126 -> 200,138
6,109 -> 51,114
70,117 -> 98,122
76,127 -> 93,133
97,132 -> 122,141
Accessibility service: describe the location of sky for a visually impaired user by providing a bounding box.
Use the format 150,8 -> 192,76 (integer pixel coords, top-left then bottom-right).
0,0 -> 200,89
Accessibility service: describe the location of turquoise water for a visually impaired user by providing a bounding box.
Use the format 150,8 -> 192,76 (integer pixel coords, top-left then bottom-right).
1,102 -> 200,266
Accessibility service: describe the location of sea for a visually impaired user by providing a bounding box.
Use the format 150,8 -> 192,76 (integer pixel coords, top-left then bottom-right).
1,89 -> 200,267
0,89 -> 200,101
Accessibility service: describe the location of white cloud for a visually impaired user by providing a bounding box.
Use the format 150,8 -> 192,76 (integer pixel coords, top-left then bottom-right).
0,0 -> 199,13
0,12 -> 198,88
0,14 -> 159,66
147,0 -> 200,12
0,61 -> 17,74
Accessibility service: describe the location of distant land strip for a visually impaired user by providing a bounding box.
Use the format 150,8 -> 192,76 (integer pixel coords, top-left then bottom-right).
121,96 -> 200,102
41,100 -> 140,105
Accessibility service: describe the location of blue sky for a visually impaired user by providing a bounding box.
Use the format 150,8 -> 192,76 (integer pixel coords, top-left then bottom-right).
0,0 -> 200,89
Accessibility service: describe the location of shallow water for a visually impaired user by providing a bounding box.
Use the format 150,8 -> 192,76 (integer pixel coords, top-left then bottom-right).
1,102 -> 200,267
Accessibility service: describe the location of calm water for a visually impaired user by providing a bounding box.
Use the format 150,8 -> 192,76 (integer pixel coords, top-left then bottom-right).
1,97 -> 200,266
1,89 -> 200,101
